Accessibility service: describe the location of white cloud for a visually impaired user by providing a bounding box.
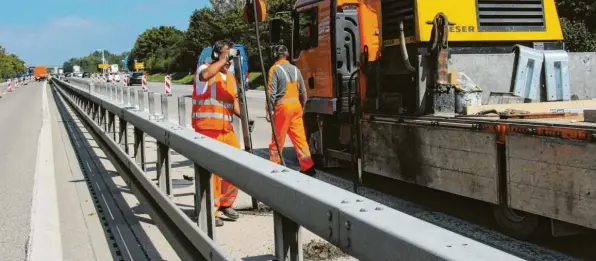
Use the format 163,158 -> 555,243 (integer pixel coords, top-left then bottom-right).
0,16 -> 132,65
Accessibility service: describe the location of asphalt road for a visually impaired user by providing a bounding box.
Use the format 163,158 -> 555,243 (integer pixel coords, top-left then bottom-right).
0,81 -> 43,260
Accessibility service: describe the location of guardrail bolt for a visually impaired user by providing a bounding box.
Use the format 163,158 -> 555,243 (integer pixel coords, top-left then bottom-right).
375,207 -> 383,211
359,208 -> 367,212
281,169 -> 290,172
341,199 -> 349,204
344,221 -> 351,230
356,199 -> 363,202
271,169 -> 279,173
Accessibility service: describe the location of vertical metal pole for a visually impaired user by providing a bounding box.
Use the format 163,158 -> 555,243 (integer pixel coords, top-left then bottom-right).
274,212 -> 302,261
161,94 -> 169,120
178,96 -> 186,127
129,88 -> 134,107
120,86 -> 125,104
194,164 -> 215,240
156,142 -> 172,196
134,127 -> 146,171
119,119 -> 129,154
138,90 -> 145,111
148,92 -> 155,116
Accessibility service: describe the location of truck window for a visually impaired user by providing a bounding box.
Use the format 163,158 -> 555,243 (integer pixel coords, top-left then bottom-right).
293,7 -> 319,58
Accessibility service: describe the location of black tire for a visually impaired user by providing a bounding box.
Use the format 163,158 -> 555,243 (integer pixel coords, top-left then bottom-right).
492,204 -> 540,240
304,114 -> 325,168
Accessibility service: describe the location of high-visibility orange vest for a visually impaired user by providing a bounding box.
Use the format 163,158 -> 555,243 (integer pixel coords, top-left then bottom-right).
275,61 -> 301,106
192,71 -> 237,132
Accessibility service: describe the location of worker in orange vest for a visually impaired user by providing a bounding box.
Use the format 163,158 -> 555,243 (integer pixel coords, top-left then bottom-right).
266,45 -> 316,176
191,40 -> 243,227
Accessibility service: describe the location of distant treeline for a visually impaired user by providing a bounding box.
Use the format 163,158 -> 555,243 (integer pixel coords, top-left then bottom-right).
0,46 -> 26,79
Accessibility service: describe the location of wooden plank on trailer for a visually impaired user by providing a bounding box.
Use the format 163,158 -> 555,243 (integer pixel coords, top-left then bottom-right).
361,121 -> 500,204
507,134 -> 596,230
464,100 -> 596,115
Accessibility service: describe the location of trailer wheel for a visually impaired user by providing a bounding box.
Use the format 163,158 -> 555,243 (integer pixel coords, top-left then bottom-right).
492,204 -> 540,239
304,114 -> 325,168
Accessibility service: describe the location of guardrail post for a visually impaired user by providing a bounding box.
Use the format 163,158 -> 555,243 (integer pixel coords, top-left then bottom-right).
100,108 -> 106,131
119,119 -> 129,154
92,103 -> 98,122
161,94 -> 169,120
274,212 -> 303,261
129,88 -> 134,107
148,92 -> 156,116
108,112 -> 116,141
133,127 -> 146,171
194,164 -> 215,239
120,86 -> 125,104
178,96 -> 186,127
138,90 -> 145,111
157,142 -> 172,196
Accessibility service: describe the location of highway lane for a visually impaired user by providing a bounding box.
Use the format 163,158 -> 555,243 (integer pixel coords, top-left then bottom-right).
0,80 -> 145,260
0,81 -> 43,260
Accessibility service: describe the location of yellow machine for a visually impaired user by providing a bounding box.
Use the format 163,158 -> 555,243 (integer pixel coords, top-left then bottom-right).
267,0 -> 596,239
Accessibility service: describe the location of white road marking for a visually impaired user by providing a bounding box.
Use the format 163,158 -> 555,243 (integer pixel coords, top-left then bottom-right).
26,81 -> 63,261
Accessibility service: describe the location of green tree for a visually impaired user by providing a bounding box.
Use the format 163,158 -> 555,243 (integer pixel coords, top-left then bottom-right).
130,26 -> 184,73
62,50 -> 128,73
557,0 -> 596,51
0,46 -> 26,79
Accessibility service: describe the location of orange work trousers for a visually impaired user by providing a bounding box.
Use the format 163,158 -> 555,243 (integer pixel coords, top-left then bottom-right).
195,129 -> 240,216
269,101 -> 315,171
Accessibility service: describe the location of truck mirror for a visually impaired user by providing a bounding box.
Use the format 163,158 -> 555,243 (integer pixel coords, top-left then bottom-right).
270,18 -> 283,44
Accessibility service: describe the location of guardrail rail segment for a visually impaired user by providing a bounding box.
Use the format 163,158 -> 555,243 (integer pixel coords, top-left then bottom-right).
51,77 -> 525,261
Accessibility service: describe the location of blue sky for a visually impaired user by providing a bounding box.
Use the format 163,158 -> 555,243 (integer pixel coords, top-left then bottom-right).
0,0 -> 210,66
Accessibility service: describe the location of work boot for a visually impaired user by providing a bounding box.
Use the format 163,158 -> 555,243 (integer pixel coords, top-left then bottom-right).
215,216 -> 224,227
301,167 -> 316,177
219,207 -> 240,220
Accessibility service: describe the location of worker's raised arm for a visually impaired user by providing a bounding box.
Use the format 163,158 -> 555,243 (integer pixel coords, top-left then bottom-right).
199,55 -> 228,82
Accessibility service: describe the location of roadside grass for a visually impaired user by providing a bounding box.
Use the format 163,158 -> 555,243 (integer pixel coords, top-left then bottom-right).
147,71 -> 265,90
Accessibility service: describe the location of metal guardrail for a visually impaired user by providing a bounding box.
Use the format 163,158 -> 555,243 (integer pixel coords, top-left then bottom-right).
51,77 -> 525,261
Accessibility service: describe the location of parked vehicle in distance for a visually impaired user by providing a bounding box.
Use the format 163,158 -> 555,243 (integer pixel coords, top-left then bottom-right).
128,72 -> 144,85
82,72 -> 91,78
34,66 -> 49,81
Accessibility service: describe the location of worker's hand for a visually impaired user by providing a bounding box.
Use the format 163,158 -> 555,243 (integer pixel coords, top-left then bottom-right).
248,119 -> 255,132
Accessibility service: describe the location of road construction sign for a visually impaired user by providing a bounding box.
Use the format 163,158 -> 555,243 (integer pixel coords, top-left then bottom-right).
134,62 -> 145,70
98,64 -> 110,69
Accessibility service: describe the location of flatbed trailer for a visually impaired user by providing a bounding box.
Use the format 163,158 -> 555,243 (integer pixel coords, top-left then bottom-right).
361,112 -> 596,235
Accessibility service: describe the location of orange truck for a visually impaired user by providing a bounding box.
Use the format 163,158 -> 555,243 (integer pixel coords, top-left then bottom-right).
34,66 -> 48,81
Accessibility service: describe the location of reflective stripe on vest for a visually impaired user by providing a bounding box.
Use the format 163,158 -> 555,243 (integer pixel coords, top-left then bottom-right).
192,112 -> 233,122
